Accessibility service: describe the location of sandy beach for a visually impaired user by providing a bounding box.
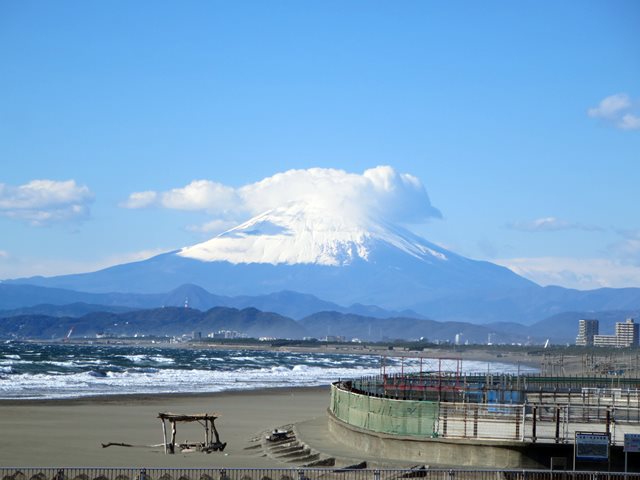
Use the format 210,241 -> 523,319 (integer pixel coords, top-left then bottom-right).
0,387 -> 331,468
1,347 -> 599,469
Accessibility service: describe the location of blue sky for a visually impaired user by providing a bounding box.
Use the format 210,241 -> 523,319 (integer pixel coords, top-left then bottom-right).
1,0 -> 639,289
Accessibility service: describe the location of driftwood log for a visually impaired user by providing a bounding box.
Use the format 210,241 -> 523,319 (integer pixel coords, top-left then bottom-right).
101,442 -> 164,449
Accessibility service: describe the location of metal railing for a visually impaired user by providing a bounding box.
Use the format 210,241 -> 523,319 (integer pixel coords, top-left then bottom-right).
0,468 -> 639,480
436,403 -> 526,442
350,374 -> 640,403
332,382 -> 640,445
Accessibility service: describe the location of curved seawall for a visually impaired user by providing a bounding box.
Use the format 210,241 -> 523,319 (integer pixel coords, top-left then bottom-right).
328,382 -> 548,468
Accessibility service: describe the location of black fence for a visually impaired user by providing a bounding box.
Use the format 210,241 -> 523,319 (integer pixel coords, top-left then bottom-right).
1,468 -> 639,480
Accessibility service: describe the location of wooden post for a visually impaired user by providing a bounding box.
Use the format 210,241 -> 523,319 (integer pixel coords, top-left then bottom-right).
161,419 -> 168,454
205,416 -> 210,446
170,420 -> 177,453
212,418 -> 221,443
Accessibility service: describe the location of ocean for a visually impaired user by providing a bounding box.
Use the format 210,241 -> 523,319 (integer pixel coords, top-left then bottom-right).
0,343 -> 534,400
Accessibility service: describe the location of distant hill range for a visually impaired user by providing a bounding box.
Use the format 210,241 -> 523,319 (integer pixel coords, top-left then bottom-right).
1,283 -> 639,344
0,283 -> 423,320
1,298 -> 637,345
0,305 -> 527,343
0,306 -> 303,340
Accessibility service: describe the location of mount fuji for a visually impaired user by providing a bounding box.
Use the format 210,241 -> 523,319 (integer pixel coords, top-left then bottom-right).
8,202 -> 546,322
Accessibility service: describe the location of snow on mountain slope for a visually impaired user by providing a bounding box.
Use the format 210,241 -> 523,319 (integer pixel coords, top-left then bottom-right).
6,199 -> 544,323
178,203 -> 448,266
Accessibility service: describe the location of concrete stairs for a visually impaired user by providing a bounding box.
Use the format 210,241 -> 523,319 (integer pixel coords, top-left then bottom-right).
244,424 -> 336,467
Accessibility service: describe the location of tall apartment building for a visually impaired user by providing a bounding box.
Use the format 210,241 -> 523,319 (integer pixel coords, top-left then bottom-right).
616,318 -> 639,347
592,334 -> 620,347
591,318 -> 639,347
576,319 -> 599,346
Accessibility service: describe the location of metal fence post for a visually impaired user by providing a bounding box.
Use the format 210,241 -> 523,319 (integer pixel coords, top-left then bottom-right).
532,405 -> 537,443
373,469 -> 380,480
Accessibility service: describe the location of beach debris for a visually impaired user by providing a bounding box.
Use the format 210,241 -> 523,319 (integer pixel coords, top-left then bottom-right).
158,412 -> 226,454
266,429 -> 291,442
102,442 -> 165,449
102,412 -> 226,454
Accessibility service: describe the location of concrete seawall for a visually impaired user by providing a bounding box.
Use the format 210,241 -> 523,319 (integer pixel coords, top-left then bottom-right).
327,408 -> 551,468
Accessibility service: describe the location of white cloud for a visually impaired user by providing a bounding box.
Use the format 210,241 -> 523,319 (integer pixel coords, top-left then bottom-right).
120,190 -> 157,209
588,93 -> 631,119
610,230 -> 640,266
508,217 -> 602,232
619,113 -> 640,131
0,179 -> 93,226
122,166 -> 441,229
588,93 -> 640,131
162,180 -> 239,212
495,257 -> 640,290
122,180 -> 240,214
0,250 -> 8,259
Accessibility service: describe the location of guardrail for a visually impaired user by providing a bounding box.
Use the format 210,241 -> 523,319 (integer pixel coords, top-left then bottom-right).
0,468 -> 638,480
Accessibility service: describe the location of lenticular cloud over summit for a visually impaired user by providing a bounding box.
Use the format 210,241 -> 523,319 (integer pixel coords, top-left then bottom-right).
239,166 -> 441,225
123,166 -> 442,228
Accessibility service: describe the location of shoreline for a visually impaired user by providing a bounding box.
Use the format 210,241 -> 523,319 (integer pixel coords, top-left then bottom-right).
0,384 -> 331,406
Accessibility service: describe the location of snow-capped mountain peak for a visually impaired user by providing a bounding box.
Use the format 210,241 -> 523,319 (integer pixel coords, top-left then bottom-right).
177,203 -> 448,266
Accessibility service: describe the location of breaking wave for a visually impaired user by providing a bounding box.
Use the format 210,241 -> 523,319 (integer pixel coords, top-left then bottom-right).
0,343 -> 534,400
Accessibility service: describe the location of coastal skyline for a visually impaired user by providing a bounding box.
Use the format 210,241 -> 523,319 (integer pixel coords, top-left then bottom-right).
1,1 -> 639,289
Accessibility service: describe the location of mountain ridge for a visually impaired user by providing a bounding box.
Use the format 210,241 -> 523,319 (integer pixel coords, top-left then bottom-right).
5,204 -> 640,323
0,283 -> 422,320
0,305 -> 532,343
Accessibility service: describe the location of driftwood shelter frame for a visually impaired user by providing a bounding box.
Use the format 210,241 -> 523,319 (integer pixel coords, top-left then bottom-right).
157,412 -> 226,454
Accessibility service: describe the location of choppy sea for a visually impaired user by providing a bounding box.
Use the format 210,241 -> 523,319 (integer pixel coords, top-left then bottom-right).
0,343 -> 535,400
